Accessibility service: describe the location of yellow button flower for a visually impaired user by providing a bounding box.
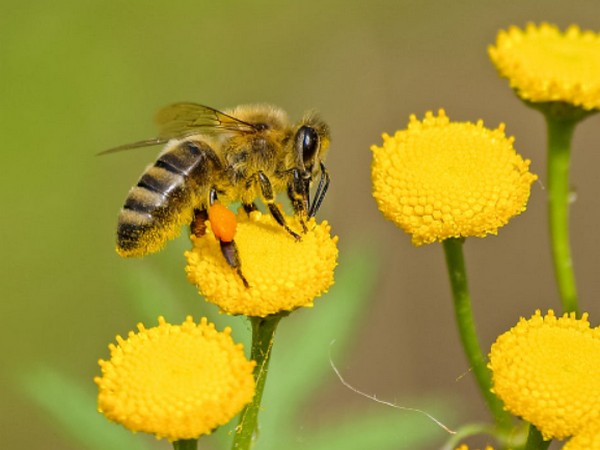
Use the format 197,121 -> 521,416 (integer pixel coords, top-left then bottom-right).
489,23 -> 600,110
185,210 -> 338,317
489,310 -> 600,441
95,316 -> 256,441
563,426 -> 600,450
455,445 -> 494,450
371,110 -> 537,245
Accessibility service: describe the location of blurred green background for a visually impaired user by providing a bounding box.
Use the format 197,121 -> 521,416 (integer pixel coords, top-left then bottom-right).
3,1 -> 600,449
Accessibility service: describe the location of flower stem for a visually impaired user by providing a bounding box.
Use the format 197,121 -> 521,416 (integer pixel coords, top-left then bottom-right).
544,112 -> 579,314
231,314 -> 283,450
173,439 -> 198,450
442,238 -> 512,430
524,424 -> 551,450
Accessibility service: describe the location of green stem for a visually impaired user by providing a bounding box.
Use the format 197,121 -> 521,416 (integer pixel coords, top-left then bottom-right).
173,439 -> 198,450
231,314 -> 283,450
442,238 -> 512,430
545,113 -> 579,314
523,424 -> 551,450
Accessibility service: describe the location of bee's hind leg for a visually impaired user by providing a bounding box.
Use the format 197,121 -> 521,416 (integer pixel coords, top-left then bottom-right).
219,240 -> 249,288
193,200 -> 250,288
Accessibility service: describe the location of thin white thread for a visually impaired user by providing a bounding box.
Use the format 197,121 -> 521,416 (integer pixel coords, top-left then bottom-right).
329,341 -> 455,435
455,367 -> 472,382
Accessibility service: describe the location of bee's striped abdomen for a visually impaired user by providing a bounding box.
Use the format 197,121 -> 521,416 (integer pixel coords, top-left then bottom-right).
117,140 -> 219,257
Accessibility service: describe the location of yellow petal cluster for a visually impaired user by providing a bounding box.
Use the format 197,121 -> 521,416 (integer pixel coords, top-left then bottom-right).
185,210 -> 338,317
95,316 -> 256,441
371,110 -> 537,245
489,310 -> 600,444
564,428 -> 600,450
489,23 -> 600,110
455,445 -> 494,450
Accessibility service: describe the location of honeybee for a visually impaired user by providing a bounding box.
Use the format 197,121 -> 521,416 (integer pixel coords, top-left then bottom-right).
105,103 -> 331,286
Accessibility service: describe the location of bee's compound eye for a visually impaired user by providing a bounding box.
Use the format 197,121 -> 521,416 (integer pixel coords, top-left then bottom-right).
296,126 -> 319,166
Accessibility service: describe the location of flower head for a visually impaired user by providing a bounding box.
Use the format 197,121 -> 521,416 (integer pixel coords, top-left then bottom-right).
489,310 -> 600,441
489,23 -> 600,110
185,210 -> 338,317
563,427 -> 600,450
95,316 -> 256,441
455,445 -> 494,450
371,110 -> 537,245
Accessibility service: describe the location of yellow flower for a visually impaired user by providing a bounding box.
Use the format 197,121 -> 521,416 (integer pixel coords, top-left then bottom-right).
371,110 -> 537,245
185,210 -> 338,317
95,316 -> 256,441
563,426 -> 600,450
489,310 -> 600,441
489,23 -> 600,110
455,445 -> 495,450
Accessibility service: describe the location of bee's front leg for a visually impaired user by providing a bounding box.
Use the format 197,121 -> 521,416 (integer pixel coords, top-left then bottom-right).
308,162 -> 330,218
287,168 -> 310,233
242,202 -> 258,214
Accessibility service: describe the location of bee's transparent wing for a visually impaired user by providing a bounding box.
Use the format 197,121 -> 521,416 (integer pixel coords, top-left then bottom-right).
99,103 -> 256,155
156,102 -> 256,138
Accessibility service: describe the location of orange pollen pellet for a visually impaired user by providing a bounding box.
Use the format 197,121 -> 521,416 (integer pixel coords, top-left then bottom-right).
208,203 -> 237,242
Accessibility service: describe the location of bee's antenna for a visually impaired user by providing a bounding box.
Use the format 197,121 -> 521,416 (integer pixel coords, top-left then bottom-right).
97,138 -> 167,156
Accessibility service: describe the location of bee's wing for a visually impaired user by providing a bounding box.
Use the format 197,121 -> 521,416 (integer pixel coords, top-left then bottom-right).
99,103 -> 256,155
156,102 -> 257,138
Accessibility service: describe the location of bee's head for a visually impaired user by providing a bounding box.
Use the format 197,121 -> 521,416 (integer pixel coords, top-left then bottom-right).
294,113 -> 330,176
292,113 -> 330,217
